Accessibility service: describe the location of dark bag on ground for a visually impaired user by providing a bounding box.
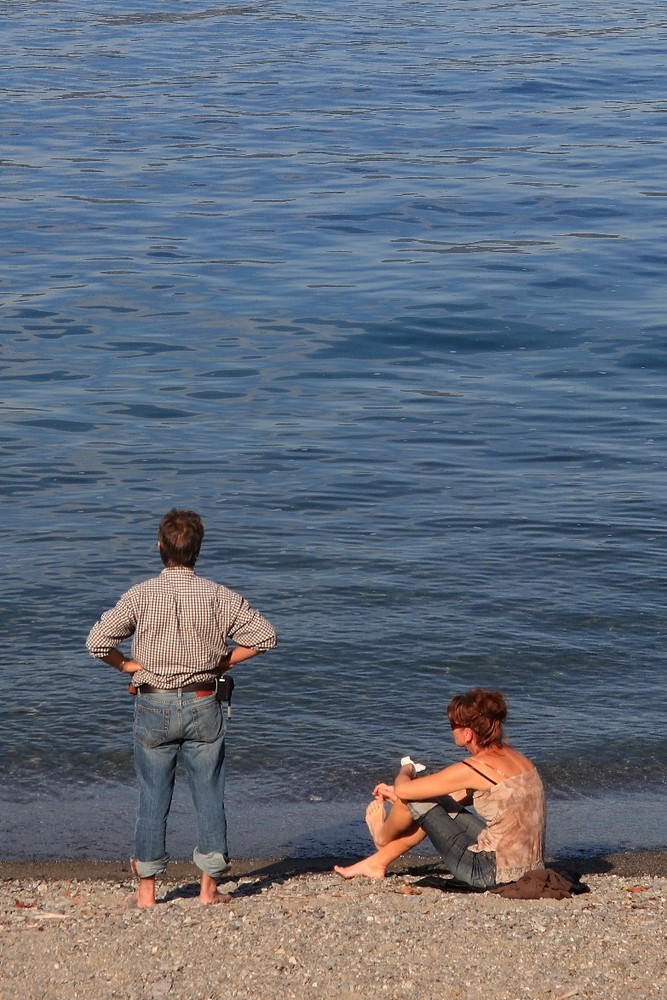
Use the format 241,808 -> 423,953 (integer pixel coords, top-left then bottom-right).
491,868 -> 589,900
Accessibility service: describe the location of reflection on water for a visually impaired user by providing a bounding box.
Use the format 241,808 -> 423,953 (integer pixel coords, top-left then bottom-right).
1,1 -> 666,856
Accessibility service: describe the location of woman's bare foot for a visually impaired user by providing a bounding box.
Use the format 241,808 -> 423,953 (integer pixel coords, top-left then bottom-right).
365,798 -> 388,848
199,872 -> 232,905
334,858 -> 387,880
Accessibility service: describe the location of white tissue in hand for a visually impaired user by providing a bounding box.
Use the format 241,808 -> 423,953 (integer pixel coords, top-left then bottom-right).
400,756 -> 426,773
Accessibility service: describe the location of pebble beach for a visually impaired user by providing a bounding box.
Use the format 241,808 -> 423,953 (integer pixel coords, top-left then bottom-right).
1,854 -> 665,1000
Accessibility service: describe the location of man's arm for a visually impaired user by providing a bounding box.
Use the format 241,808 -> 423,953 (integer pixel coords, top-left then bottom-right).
86,592 -> 142,673
97,649 -> 143,674
213,590 -> 277,671
223,591 -> 277,652
227,646 -> 262,668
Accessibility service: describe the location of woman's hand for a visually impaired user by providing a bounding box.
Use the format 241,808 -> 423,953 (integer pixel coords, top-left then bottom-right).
372,782 -> 397,803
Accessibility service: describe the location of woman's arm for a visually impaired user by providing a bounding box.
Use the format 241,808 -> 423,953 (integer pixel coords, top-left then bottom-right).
394,761 -> 494,801
448,787 -> 475,807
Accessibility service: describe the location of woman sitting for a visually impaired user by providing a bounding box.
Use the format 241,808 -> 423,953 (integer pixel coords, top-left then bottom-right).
335,688 -> 546,889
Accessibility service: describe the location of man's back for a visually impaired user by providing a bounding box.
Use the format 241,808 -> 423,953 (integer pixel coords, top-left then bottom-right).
85,508 -> 277,907
87,564 -> 276,688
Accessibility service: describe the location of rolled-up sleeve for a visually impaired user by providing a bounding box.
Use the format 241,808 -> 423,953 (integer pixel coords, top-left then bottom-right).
222,590 -> 277,650
86,591 -> 137,658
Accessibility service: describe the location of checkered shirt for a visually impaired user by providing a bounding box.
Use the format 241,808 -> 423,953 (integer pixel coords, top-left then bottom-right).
86,566 -> 277,688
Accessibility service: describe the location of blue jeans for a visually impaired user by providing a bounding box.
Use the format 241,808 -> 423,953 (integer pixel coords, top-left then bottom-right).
408,796 -> 497,889
132,691 -> 230,880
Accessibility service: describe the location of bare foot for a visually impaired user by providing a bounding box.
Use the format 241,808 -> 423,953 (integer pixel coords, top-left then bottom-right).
123,890 -> 156,909
334,859 -> 387,880
201,889 -> 233,905
365,798 -> 388,848
128,860 -> 157,907
199,872 -> 232,905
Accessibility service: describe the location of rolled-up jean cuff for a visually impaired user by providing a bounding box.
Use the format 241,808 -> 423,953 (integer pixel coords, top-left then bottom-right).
407,794 -> 462,822
132,855 -> 169,878
193,848 -> 230,879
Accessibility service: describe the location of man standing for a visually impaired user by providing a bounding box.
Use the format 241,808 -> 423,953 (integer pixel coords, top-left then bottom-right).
86,509 -> 277,907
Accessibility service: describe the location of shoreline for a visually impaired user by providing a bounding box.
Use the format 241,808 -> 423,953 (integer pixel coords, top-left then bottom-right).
2,845 -> 667,883
3,783 -> 667,865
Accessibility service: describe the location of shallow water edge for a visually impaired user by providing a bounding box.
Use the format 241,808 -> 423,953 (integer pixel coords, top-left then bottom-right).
1,780 -> 665,863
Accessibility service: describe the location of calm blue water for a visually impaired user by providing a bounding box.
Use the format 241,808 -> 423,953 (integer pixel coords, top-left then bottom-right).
1,1 -> 666,860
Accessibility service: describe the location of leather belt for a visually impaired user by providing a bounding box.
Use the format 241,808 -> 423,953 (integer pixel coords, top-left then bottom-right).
133,681 -> 216,696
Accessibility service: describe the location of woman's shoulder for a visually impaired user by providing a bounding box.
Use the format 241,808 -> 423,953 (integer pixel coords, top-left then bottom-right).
476,746 -> 536,780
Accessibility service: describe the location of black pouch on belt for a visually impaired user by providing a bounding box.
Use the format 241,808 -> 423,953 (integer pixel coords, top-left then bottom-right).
216,673 -> 235,716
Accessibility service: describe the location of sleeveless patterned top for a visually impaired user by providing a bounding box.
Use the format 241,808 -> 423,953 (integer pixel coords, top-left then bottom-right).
466,766 -> 546,884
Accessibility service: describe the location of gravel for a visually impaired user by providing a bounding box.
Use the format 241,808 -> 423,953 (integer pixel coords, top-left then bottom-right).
1,858 -> 666,1000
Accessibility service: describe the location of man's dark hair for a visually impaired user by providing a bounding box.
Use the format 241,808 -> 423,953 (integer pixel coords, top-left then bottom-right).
158,509 -> 205,568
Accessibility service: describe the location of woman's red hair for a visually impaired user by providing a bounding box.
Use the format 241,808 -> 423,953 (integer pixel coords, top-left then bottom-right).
447,688 -> 507,748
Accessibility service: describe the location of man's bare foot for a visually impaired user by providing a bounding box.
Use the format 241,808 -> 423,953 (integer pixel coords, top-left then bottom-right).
128,859 -> 157,907
199,872 -> 232,905
333,859 -> 387,880
201,889 -> 233,904
123,890 -> 156,909
365,798 -> 388,848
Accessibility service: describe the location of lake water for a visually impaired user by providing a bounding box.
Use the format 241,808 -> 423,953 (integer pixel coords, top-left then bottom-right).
1,0 -> 666,862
